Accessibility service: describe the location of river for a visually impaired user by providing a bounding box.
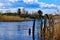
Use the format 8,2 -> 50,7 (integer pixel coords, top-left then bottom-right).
0,19 -> 42,40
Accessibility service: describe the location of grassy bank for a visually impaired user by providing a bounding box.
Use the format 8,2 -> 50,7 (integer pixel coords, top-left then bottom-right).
0,15 -> 25,22
53,22 -> 60,40
45,17 -> 60,40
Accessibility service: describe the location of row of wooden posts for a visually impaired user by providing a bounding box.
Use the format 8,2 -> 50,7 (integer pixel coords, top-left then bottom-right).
40,14 -> 54,40
32,14 -> 54,40
27,10 -> 54,40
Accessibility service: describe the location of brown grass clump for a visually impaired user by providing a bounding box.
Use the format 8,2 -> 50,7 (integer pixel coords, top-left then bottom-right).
53,23 -> 60,40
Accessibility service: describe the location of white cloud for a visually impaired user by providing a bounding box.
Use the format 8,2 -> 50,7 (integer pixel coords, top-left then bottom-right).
23,0 -> 57,8
57,6 -> 60,10
0,0 -> 60,14
23,0 -> 38,3
0,7 -> 24,13
0,3 -> 4,7
0,3 -> 5,9
23,0 -> 33,2
5,3 -> 12,6
36,1 -> 60,14
0,3 -> 4,6
36,2 -> 57,8
8,0 -> 22,2
24,8 -> 41,14
8,0 -> 18,2
0,2 -> 12,9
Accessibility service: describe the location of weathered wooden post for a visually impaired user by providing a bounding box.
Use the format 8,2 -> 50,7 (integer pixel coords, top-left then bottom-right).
48,14 -> 54,40
52,15 -> 54,40
38,10 -> 43,40
50,15 -> 54,40
29,28 -> 31,35
32,17 -> 35,40
44,14 -> 48,40
44,14 -> 46,40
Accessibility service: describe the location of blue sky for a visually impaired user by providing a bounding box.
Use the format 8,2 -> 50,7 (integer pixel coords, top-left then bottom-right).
0,0 -> 60,14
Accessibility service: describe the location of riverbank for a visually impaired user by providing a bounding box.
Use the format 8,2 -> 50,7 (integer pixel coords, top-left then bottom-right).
0,15 -> 25,22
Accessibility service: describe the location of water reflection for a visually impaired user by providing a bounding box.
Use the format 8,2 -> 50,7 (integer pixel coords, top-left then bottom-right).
0,20 -> 40,40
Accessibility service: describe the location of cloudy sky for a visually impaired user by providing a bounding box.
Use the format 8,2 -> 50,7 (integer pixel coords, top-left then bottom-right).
0,0 -> 60,14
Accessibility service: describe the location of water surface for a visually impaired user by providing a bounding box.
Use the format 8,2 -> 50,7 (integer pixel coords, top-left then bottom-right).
0,20 -> 40,40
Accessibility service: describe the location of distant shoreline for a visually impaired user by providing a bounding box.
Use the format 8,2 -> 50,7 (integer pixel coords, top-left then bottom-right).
0,15 -> 38,22
0,15 -> 26,22
0,15 -> 60,22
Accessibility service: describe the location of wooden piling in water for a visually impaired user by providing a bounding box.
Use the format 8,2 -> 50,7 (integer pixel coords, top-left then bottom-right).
38,10 -> 43,40
29,28 -> 31,35
40,17 -> 43,40
44,14 -> 48,40
32,17 -> 35,40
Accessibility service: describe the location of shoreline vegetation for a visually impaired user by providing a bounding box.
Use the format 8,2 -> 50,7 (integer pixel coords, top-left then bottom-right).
0,13 -> 60,22
0,15 -> 25,22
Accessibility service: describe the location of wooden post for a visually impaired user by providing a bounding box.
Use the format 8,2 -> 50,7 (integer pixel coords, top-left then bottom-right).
43,14 -> 49,40
38,10 -> 43,40
48,15 -> 51,40
50,15 -> 54,40
40,16 -> 43,40
32,17 -> 35,40
48,15 -> 54,40
29,28 -> 31,35
44,14 -> 47,40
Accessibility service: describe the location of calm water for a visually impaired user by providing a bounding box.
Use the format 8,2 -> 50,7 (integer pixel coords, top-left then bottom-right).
0,20 -> 41,40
